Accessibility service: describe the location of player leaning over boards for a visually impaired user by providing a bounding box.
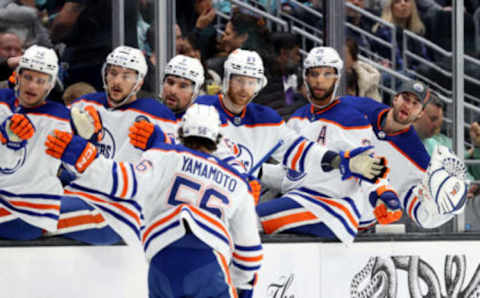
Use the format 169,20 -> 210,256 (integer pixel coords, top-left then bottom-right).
46,104 -> 262,298
342,80 -> 468,229
191,49 -> 387,194
256,47 -> 400,243
0,45 -> 71,240
53,46 -> 176,244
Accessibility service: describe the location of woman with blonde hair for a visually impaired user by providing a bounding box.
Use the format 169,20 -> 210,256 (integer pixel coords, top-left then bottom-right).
371,0 -> 428,71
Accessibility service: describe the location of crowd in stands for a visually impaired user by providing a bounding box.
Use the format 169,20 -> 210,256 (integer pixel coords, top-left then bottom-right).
1,0 -> 480,224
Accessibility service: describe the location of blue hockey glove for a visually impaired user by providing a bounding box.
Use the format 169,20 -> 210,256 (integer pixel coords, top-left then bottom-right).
339,146 -> 388,183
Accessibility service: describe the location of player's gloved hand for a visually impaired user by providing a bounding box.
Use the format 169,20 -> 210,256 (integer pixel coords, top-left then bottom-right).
369,187 -> 403,224
424,145 -> 468,215
249,179 -> 261,205
129,120 -> 170,150
70,106 -> 103,142
0,114 -> 35,150
339,146 -> 388,183
241,174 -> 261,205
45,130 -> 97,173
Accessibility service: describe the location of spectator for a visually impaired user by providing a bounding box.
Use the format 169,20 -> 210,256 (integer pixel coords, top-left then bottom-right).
62,81 -> 96,106
0,2 -> 52,47
413,91 -> 480,181
50,0 -> 138,90
345,0 -> 379,53
208,10 -> 272,78
371,0 -> 428,71
255,32 -> 305,119
0,30 -> 23,81
344,38 -> 382,102
178,32 -> 222,95
176,0 -> 217,60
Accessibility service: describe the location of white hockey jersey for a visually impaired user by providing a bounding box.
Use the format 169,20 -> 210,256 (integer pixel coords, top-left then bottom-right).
195,94 -> 331,177
342,96 -> 454,228
64,143 -> 262,288
261,99 -> 385,243
71,93 -> 177,162
0,88 -> 71,231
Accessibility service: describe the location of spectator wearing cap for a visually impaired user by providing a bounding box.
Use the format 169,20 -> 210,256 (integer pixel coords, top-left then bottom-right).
414,91 -> 480,184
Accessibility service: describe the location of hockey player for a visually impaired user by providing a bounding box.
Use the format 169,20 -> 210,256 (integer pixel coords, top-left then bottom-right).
0,45 -> 71,240
342,80 -> 468,229
256,47 -> 399,243
161,54 -> 205,119
54,46 -> 175,244
45,104 -> 263,298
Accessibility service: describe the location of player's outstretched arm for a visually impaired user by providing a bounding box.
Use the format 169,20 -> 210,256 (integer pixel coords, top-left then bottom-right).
333,145 -> 389,183
0,114 -> 35,150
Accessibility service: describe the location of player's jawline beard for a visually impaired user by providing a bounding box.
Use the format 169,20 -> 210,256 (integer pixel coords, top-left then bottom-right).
310,84 -> 335,109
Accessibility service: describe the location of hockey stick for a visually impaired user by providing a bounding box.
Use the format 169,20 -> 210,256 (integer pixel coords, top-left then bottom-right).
248,140 -> 284,176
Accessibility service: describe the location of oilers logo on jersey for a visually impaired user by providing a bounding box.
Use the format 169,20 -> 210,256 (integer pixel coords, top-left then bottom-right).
0,147 -> 26,175
96,126 -> 116,159
223,138 -> 254,171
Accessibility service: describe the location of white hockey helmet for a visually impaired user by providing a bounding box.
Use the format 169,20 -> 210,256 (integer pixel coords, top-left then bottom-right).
163,55 -> 205,99
181,103 -> 221,143
303,47 -> 343,106
103,46 -> 148,79
16,45 -> 59,83
223,49 -> 268,97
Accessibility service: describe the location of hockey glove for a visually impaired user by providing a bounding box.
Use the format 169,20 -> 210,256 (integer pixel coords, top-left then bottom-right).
0,114 -> 35,150
339,146 -> 388,183
369,187 -> 403,224
70,106 -> 103,142
424,145 -> 468,215
249,179 -> 261,205
45,130 -> 97,173
129,120 -> 169,150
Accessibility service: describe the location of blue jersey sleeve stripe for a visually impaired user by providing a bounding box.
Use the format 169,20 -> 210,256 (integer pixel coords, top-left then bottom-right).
232,260 -> 261,271
299,142 -> 314,173
129,163 -> 138,198
234,244 -> 263,251
111,162 -> 118,197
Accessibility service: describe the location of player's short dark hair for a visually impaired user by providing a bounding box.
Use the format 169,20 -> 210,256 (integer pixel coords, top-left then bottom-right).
178,127 -> 219,152
271,32 -> 299,55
